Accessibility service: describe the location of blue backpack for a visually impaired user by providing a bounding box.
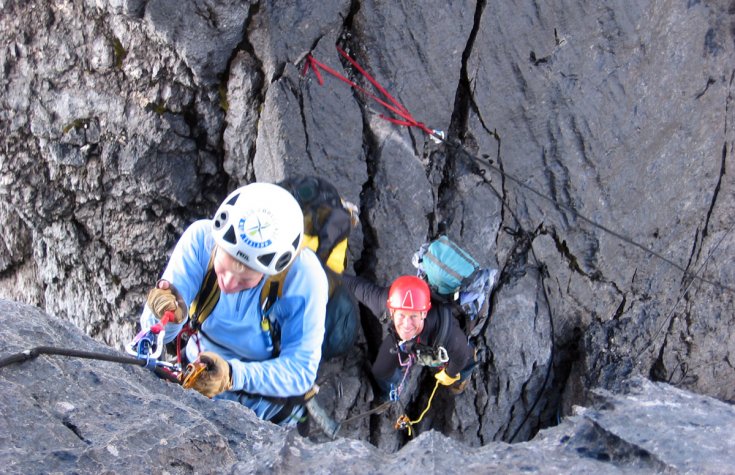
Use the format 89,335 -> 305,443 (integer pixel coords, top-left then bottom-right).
413,235 -> 498,339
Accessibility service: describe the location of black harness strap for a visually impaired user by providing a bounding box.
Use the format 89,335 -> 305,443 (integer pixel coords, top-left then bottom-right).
261,278 -> 283,357
434,306 -> 452,351
234,384 -> 318,425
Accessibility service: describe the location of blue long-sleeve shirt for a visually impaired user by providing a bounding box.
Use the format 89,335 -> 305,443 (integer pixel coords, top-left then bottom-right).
140,219 -> 328,401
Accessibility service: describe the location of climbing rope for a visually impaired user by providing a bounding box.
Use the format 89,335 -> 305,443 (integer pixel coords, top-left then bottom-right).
390,349 -> 416,401
394,377 -> 441,437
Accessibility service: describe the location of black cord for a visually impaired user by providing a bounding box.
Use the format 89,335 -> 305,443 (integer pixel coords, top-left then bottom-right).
443,139 -> 735,294
0,346 -> 181,384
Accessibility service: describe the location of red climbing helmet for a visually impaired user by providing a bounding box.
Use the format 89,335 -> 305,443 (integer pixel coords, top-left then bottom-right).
387,275 -> 432,312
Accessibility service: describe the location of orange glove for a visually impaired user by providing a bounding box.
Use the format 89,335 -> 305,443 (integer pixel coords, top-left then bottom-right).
189,352 -> 232,398
435,369 -> 460,386
146,280 -> 187,323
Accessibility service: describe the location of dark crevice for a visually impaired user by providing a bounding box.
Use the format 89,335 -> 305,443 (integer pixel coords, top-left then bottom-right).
295,81 -> 315,167
700,142 -> 727,245
337,0 -> 376,281
428,0 -> 486,237
694,77 -> 716,99
677,70 -> 735,292
509,245 -> 558,443
335,0 -> 384,393
683,142 -> 727,291
612,295 -> 627,320
649,339 -> 668,383
224,1 -> 264,187
448,0 -> 486,139
547,229 -> 585,276
62,417 -> 91,445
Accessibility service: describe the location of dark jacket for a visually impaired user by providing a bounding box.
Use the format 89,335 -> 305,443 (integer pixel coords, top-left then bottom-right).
342,274 -> 472,380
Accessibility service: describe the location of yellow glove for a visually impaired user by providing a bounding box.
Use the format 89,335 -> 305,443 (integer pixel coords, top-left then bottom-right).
146,280 -> 187,324
435,369 -> 460,386
188,352 -> 232,398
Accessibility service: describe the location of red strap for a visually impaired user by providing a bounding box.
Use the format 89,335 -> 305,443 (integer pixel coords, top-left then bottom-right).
149,310 -> 173,334
176,321 -> 201,365
303,47 -> 436,137
336,46 -> 409,116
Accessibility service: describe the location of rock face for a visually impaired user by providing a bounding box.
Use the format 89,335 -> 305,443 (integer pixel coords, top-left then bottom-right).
1,0 -> 734,452
2,300 -> 734,474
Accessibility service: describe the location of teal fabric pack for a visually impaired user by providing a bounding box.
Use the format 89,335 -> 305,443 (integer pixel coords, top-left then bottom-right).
420,236 -> 480,295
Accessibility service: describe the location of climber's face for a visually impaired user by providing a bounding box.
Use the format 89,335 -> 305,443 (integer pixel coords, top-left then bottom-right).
214,246 -> 264,293
391,309 -> 426,341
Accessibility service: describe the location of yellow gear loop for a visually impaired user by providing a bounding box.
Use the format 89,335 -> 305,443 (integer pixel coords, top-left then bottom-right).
394,378 -> 441,437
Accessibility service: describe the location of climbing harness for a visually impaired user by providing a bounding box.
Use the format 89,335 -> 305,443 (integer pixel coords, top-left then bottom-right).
394,377 -> 442,437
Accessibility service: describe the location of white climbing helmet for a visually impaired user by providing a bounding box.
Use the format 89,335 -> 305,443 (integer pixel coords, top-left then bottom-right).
211,182 -> 304,275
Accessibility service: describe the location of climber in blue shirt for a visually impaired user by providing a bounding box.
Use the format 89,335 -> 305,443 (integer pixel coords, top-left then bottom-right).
139,182 -> 328,426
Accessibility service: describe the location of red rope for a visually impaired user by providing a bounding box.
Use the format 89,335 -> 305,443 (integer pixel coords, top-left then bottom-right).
302,47 -> 436,137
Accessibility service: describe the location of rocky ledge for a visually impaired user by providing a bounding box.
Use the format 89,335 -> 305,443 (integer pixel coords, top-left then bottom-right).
1,299 -> 733,474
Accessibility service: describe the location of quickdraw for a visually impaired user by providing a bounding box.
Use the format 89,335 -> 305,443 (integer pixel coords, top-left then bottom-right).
126,311 -> 172,363
125,310 -> 182,379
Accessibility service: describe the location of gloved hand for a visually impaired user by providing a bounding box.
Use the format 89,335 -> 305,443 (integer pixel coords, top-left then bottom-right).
434,368 -> 460,386
146,279 -> 187,324
190,352 -> 232,398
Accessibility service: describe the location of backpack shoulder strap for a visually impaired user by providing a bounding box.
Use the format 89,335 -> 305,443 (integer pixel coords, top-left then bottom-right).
258,241 -> 307,358
259,271 -> 286,315
188,249 -> 220,331
433,305 -> 452,351
259,270 -> 288,357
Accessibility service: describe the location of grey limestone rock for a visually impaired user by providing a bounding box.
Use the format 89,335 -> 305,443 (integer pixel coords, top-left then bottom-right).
2,300 -> 734,473
1,0 -> 734,456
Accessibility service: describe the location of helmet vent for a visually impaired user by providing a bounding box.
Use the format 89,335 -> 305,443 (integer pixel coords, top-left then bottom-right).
274,252 -> 292,272
291,235 -> 300,250
226,193 -> 239,206
213,211 -> 228,230
258,252 -> 275,268
223,225 -> 237,245
401,290 -> 415,309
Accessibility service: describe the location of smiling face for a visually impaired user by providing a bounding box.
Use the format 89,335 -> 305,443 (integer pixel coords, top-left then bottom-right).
213,246 -> 264,293
391,309 -> 427,341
